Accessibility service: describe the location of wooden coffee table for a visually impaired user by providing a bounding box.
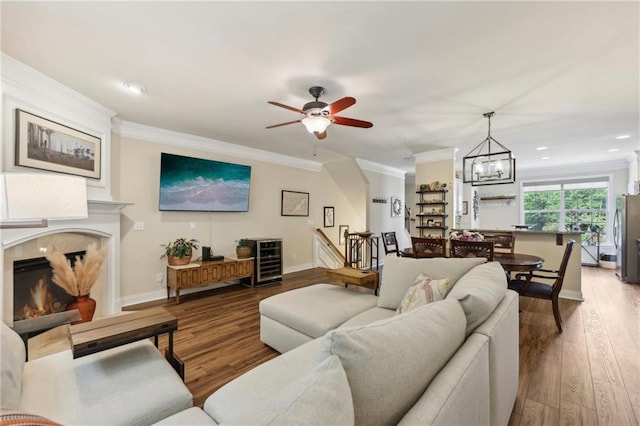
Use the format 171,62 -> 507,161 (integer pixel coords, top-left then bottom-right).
69,307 -> 184,380
326,267 -> 380,294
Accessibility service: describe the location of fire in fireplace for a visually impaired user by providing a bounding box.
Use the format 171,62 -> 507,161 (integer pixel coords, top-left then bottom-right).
13,251 -> 85,321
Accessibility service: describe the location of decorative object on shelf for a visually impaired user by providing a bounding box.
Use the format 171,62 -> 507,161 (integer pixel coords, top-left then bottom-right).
236,238 -> 252,259
462,112 -> 515,186
281,190 -> 309,216
161,238 -> 199,266
462,201 -> 469,215
339,225 -> 349,245
45,243 -> 108,323
324,206 -> 335,227
372,197 -> 387,204
15,109 -> 102,179
391,197 -> 402,217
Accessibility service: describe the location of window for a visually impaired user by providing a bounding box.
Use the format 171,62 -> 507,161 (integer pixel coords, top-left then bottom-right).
522,177 -> 609,243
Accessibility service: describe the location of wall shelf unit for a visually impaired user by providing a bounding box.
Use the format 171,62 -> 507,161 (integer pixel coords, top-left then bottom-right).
416,189 -> 448,237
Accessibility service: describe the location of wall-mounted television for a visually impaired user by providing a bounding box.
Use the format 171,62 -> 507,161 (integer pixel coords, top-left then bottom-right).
159,153 -> 251,212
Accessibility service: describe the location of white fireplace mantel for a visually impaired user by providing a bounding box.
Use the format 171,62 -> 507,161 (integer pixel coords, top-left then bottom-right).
1,200 -> 131,325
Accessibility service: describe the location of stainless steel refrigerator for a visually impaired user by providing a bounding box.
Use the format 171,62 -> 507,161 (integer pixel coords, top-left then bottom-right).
614,194 -> 640,283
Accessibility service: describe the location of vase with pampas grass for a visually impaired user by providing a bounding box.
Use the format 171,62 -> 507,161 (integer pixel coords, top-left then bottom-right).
45,243 -> 108,323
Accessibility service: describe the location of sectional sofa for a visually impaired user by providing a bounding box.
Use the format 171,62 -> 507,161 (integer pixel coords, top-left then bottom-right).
158,255 -> 519,425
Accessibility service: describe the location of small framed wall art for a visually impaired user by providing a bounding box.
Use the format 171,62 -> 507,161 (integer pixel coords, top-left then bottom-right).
391,196 -> 402,217
324,206 -> 335,227
339,225 -> 349,245
281,190 -> 309,216
15,109 -> 102,179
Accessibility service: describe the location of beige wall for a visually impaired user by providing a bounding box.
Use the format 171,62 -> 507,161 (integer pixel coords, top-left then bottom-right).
415,159 -> 456,235
115,136 -> 364,305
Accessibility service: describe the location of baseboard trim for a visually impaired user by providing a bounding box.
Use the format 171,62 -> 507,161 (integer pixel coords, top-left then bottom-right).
559,289 -> 583,301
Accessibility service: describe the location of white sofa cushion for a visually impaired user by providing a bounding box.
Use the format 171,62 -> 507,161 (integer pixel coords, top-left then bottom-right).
20,340 -> 192,425
446,261 -> 507,337
224,355 -> 354,426
318,298 -> 467,426
378,256 -> 486,310
260,284 -> 377,338
339,306 -> 395,328
0,322 -> 26,409
396,273 -> 453,314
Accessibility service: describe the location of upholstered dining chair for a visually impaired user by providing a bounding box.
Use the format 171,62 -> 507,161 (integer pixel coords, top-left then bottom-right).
382,232 -> 400,256
411,237 -> 447,258
449,239 -> 494,261
508,240 -> 575,333
483,233 -> 516,254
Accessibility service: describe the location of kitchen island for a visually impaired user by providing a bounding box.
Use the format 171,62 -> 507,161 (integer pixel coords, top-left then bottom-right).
451,229 -> 583,300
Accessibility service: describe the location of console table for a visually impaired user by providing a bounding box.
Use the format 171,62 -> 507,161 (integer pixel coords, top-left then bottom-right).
166,257 -> 254,303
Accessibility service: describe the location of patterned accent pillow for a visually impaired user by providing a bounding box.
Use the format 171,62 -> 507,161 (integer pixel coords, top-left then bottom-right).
0,409 -> 61,425
396,272 -> 453,314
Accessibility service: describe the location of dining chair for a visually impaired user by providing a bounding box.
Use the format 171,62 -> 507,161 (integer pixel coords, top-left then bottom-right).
411,237 -> 447,258
381,232 -> 400,256
483,233 -> 516,254
450,239 -> 494,261
508,240 -> 575,333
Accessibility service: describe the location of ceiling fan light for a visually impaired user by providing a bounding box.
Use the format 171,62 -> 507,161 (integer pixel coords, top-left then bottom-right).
302,116 -> 331,135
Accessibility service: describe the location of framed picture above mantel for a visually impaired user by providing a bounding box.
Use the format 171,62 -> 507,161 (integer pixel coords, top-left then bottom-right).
15,109 -> 102,179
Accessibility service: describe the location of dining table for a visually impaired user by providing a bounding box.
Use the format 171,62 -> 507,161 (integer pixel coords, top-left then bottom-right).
493,252 -> 544,274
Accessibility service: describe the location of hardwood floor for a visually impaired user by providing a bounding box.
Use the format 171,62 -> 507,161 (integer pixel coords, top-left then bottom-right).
130,266 -> 639,424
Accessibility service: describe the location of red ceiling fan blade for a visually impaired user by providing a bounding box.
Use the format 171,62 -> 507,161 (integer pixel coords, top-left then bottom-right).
332,116 -> 373,128
316,131 -> 327,140
266,119 -> 301,129
329,97 -> 356,114
268,101 -> 304,114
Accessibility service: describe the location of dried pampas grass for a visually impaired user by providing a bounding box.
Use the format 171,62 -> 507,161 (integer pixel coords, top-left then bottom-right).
45,243 -> 108,296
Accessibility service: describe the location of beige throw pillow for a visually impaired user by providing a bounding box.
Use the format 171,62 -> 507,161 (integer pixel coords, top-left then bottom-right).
396,273 -> 453,314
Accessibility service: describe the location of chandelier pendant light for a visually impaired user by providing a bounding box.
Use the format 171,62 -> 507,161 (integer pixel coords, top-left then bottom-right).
462,112 -> 516,186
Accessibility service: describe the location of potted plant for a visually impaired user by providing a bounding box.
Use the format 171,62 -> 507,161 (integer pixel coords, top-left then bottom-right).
162,238 -> 199,266
236,239 -> 252,259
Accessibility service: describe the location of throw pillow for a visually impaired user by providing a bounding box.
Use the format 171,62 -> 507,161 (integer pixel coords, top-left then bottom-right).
0,409 -> 61,425
227,355 -> 354,425
446,261 -> 508,336
377,256 -> 486,310
396,273 -> 453,314
318,298 -> 466,426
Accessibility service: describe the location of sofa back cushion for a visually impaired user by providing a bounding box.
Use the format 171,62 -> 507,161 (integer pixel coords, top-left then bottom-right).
446,261 -> 507,337
378,256 -> 486,310
1,322 -> 26,409
318,298 -> 466,426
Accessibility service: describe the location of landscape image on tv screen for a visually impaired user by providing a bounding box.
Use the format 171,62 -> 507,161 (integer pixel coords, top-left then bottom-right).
159,153 -> 251,212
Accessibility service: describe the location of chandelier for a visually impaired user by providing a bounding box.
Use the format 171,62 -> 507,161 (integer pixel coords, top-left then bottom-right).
462,112 -> 516,186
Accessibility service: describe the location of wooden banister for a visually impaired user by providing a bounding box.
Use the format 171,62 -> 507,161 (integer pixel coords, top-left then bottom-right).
316,228 -> 346,264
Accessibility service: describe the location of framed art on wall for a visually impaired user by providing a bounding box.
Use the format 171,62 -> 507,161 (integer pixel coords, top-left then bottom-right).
281,190 -> 309,216
15,109 -> 102,179
391,196 -> 402,217
339,225 -> 349,245
324,206 -> 335,227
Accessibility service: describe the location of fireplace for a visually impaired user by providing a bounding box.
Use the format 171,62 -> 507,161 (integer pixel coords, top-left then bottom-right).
13,251 -> 85,321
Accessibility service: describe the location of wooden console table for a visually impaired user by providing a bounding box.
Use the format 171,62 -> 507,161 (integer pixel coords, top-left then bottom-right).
69,307 -> 184,380
326,267 -> 379,294
166,257 -> 254,303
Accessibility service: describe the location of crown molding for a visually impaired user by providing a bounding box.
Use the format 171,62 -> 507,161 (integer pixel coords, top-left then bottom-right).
355,158 -> 406,179
112,118 -> 323,172
414,148 -> 456,164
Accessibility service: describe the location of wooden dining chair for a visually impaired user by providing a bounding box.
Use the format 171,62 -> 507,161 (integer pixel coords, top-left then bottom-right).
381,232 -> 400,256
508,240 -> 575,333
483,233 -> 516,254
411,237 -> 447,258
449,239 -> 494,261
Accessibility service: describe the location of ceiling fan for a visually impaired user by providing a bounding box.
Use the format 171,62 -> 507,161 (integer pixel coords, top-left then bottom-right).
266,86 -> 373,140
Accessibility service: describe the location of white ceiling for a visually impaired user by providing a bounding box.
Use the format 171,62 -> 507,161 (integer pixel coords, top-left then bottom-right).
1,1 -> 638,175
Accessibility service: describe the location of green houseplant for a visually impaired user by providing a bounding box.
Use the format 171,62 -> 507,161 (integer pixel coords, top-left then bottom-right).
236,239 -> 251,259
162,238 -> 199,266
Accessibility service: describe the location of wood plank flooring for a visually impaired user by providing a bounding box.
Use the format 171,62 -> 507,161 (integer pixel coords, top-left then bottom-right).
128,266 -> 639,424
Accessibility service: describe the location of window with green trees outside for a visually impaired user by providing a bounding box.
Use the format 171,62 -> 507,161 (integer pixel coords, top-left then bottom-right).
522,178 -> 608,243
